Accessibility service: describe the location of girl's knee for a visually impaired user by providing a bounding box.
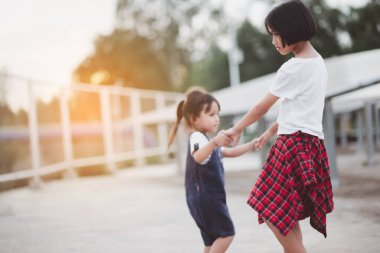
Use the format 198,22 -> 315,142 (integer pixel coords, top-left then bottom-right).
284,245 -> 307,253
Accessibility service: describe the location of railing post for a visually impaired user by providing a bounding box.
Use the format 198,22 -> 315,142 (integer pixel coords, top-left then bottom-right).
364,102 -> 376,166
375,102 -> 380,149
357,109 -> 364,152
131,90 -> 145,166
175,123 -> 186,174
339,113 -> 348,148
100,87 -> 117,173
323,99 -> 339,186
27,81 -> 43,188
257,118 -> 268,168
156,92 -> 168,162
60,87 -> 76,178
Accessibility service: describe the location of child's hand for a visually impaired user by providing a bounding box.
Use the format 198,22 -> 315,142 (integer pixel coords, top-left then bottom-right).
224,127 -> 242,147
213,130 -> 232,147
254,132 -> 270,149
250,138 -> 260,150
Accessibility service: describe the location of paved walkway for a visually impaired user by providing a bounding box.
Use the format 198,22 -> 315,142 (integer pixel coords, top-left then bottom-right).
1,153 -> 380,253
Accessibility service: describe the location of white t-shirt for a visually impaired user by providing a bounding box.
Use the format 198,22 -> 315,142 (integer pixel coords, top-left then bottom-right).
190,131 -> 211,164
270,55 -> 327,139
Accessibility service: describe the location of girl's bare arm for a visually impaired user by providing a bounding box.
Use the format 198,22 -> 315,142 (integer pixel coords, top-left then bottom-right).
193,131 -> 231,164
222,138 -> 258,158
255,122 -> 278,149
225,93 -> 279,146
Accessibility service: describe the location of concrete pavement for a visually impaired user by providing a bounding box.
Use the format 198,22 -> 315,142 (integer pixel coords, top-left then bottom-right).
1,153 -> 380,253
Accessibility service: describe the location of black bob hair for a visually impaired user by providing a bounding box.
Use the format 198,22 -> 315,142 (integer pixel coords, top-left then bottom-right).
265,0 -> 317,47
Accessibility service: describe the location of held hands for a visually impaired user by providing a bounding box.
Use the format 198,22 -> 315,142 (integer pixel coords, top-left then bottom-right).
212,130 -> 233,147
224,127 -> 243,147
216,125 -> 273,150
221,127 -> 271,150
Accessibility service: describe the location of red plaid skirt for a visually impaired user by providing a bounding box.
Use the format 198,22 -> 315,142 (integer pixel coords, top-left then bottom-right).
247,131 -> 334,237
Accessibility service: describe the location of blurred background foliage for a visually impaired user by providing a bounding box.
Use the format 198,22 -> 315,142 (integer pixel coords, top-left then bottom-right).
0,0 -> 379,177
1,0 -> 379,127
72,0 -> 380,93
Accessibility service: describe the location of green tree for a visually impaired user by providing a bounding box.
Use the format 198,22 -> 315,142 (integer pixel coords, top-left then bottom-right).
187,44 -> 230,92
73,29 -> 174,91
116,0 -> 231,90
303,0 -> 346,57
74,0 -> 230,91
345,0 -> 380,53
115,0 -> 228,56
74,0 -> 379,93
188,0 -> 380,91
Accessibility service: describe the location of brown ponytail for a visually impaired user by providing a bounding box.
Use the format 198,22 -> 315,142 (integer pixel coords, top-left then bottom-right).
168,100 -> 185,148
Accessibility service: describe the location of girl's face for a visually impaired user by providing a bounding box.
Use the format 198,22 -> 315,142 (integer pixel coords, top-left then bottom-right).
193,101 -> 220,134
269,27 -> 294,55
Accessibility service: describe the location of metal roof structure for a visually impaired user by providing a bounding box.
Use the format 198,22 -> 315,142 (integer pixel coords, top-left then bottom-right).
213,48 -> 380,119
142,49 -> 380,124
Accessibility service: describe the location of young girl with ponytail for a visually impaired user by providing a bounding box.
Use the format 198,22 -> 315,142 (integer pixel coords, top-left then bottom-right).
168,88 -> 258,253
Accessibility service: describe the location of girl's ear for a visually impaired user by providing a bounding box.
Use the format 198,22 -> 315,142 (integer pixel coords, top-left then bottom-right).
190,116 -> 198,128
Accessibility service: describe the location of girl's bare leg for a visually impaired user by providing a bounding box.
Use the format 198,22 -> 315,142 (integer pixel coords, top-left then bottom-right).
209,236 -> 234,253
292,222 -> 303,243
266,221 -> 307,253
203,246 -> 211,253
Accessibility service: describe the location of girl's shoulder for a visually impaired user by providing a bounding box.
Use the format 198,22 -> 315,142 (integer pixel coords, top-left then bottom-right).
190,131 -> 207,139
279,55 -> 324,73
189,131 -> 209,148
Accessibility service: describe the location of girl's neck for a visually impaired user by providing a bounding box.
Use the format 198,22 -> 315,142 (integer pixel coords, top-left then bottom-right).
191,128 -> 207,135
292,41 -> 319,58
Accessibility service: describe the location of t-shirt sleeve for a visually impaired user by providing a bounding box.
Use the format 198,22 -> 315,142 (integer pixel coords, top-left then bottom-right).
190,131 -> 211,164
270,69 -> 300,100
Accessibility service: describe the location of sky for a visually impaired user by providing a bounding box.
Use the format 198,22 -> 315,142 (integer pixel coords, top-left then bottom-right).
0,0 -> 371,110
0,0 -> 117,85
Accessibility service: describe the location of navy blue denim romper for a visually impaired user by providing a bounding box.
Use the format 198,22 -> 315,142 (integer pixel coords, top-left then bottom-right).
185,137 -> 235,246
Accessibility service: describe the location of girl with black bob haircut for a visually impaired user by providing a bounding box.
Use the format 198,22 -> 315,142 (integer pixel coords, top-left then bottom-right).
265,0 -> 317,48
225,0 -> 334,252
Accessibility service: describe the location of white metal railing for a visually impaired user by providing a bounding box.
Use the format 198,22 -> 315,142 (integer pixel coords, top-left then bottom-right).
0,76 -> 182,184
